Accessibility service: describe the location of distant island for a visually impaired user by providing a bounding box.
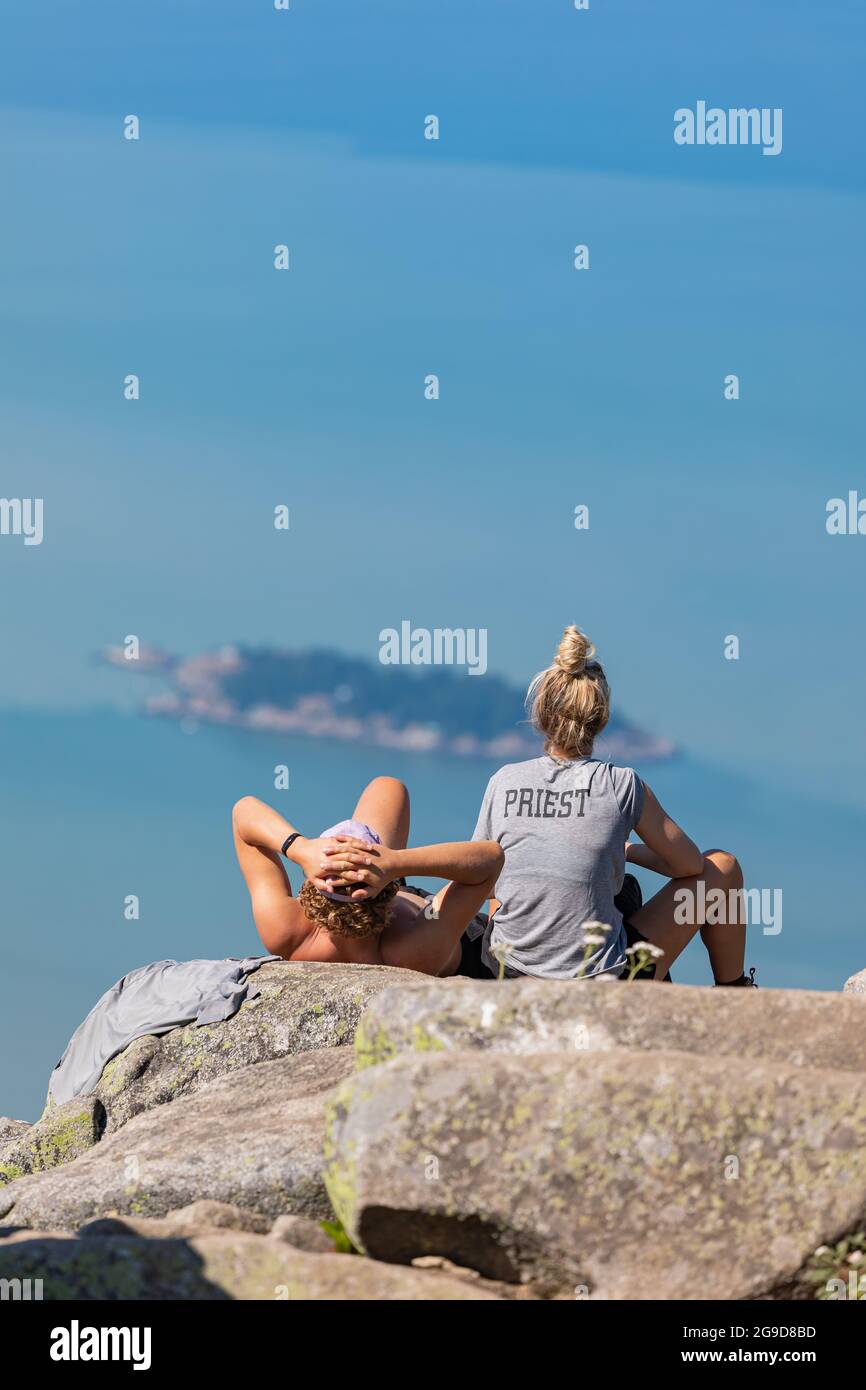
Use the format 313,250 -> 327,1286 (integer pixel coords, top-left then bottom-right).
100,643 -> 675,763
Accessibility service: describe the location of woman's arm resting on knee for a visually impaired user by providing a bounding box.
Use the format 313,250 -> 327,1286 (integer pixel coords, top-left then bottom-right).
627,784 -> 704,879
375,843 -> 504,975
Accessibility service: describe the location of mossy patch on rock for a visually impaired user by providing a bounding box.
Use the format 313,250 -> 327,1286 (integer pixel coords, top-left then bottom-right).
0,1097 -> 102,1186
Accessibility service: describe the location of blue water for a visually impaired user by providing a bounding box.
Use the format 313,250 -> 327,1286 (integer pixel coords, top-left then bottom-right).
1,708 -> 863,1120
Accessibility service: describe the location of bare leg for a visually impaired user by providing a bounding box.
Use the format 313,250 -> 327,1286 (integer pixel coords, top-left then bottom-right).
352,776 -> 410,850
628,849 -> 746,982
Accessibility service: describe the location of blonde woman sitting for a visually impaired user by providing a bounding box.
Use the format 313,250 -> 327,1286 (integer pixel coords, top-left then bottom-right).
464,625 -> 754,986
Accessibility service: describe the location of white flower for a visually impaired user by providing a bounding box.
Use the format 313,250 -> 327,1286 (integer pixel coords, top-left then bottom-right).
640,942 -> 665,959
583,933 -> 608,948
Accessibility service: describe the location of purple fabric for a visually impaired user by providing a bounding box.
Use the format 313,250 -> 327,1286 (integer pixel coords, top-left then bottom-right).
316,820 -> 381,901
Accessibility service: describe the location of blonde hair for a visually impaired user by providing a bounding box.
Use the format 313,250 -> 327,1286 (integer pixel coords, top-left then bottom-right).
298,878 -> 399,939
527,625 -> 610,759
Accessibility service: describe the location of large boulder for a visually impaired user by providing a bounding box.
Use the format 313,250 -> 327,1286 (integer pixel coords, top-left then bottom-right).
0,1049 -> 354,1232
90,961 -> 425,1134
844,968 -> 866,996
0,1229 -> 502,1300
355,977 -> 866,1074
324,1048 -> 866,1300
0,961 -> 426,1187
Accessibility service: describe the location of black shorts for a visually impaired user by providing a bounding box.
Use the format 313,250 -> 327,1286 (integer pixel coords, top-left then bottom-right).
623,917 -> 672,982
457,931 -> 496,980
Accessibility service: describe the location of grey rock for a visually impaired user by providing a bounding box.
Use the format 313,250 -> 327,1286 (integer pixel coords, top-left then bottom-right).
0,1118 -> 31,1148
79,1200 -> 272,1239
92,961 -> 425,1135
270,1213 -> 335,1253
324,1048 -> 866,1300
2,1048 -> 354,1232
0,1229 -> 501,1300
0,1097 -> 103,1186
843,968 -> 866,996
355,976 -> 866,1074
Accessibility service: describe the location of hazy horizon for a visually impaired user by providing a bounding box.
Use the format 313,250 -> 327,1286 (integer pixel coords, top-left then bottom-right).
2,1 -> 865,816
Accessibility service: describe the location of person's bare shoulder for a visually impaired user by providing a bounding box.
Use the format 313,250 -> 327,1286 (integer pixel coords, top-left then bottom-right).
259,899 -> 320,961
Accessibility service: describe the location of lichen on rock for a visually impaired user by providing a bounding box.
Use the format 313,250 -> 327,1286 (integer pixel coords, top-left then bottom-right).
0,1097 -> 103,1186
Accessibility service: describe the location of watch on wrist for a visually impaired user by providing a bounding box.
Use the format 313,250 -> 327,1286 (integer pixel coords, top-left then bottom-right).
281,832 -> 303,857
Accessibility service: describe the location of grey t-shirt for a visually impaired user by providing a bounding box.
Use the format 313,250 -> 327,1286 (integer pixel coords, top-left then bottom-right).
472,755 -> 645,979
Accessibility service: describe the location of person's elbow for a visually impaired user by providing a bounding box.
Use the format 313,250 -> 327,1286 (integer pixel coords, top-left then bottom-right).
675,844 -> 705,878
481,840 -> 505,880
231,795 -> 258,829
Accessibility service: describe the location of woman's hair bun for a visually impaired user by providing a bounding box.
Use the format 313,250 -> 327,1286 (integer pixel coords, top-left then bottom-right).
527,625 -> 610,757
554,625 -> 595,678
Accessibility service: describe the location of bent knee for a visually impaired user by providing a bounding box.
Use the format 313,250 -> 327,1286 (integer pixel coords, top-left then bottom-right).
702,848 -> 743,888
232,795 -> 255,825
480,868 -> 502,898
368,775 -> 408,797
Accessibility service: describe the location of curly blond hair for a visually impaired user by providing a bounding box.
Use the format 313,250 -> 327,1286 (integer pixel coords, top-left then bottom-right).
298,878 -> 399,939
527,625 -> 611,759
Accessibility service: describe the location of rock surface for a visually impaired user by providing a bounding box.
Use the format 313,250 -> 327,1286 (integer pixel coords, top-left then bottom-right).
5,959 -> 866,1300
270,1213 -> 336,1253
356,976 -> 866,1073
0,1097 -> 104,1186
324,1047 -> 866,1300
1,1049 -> 354,1232
0,1117 -> 31,1148
78,1200 -> 273,1239
0,1229 -> 501,1300
844,968 -> 866,996
91,961 -> 424,1135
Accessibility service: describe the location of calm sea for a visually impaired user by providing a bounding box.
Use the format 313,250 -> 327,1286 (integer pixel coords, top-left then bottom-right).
1,708 -> 862,1119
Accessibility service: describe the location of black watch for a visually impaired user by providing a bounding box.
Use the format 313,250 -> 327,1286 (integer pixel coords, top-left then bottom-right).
281,832 -> 303,857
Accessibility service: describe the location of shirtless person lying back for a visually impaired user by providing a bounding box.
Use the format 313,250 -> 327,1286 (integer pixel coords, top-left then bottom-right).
232,776 -> 503,977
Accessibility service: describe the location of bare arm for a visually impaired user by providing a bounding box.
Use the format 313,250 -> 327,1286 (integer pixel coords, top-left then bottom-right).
231,796 -> 374,956
365,842 -> 504,976
320,839 -> 504,898
232,796 -> 369,888
232,796 -> 300,862
626,783 -> 704,879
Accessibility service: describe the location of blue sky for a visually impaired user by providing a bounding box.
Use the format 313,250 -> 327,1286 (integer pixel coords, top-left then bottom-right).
2,0 -> 865,802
